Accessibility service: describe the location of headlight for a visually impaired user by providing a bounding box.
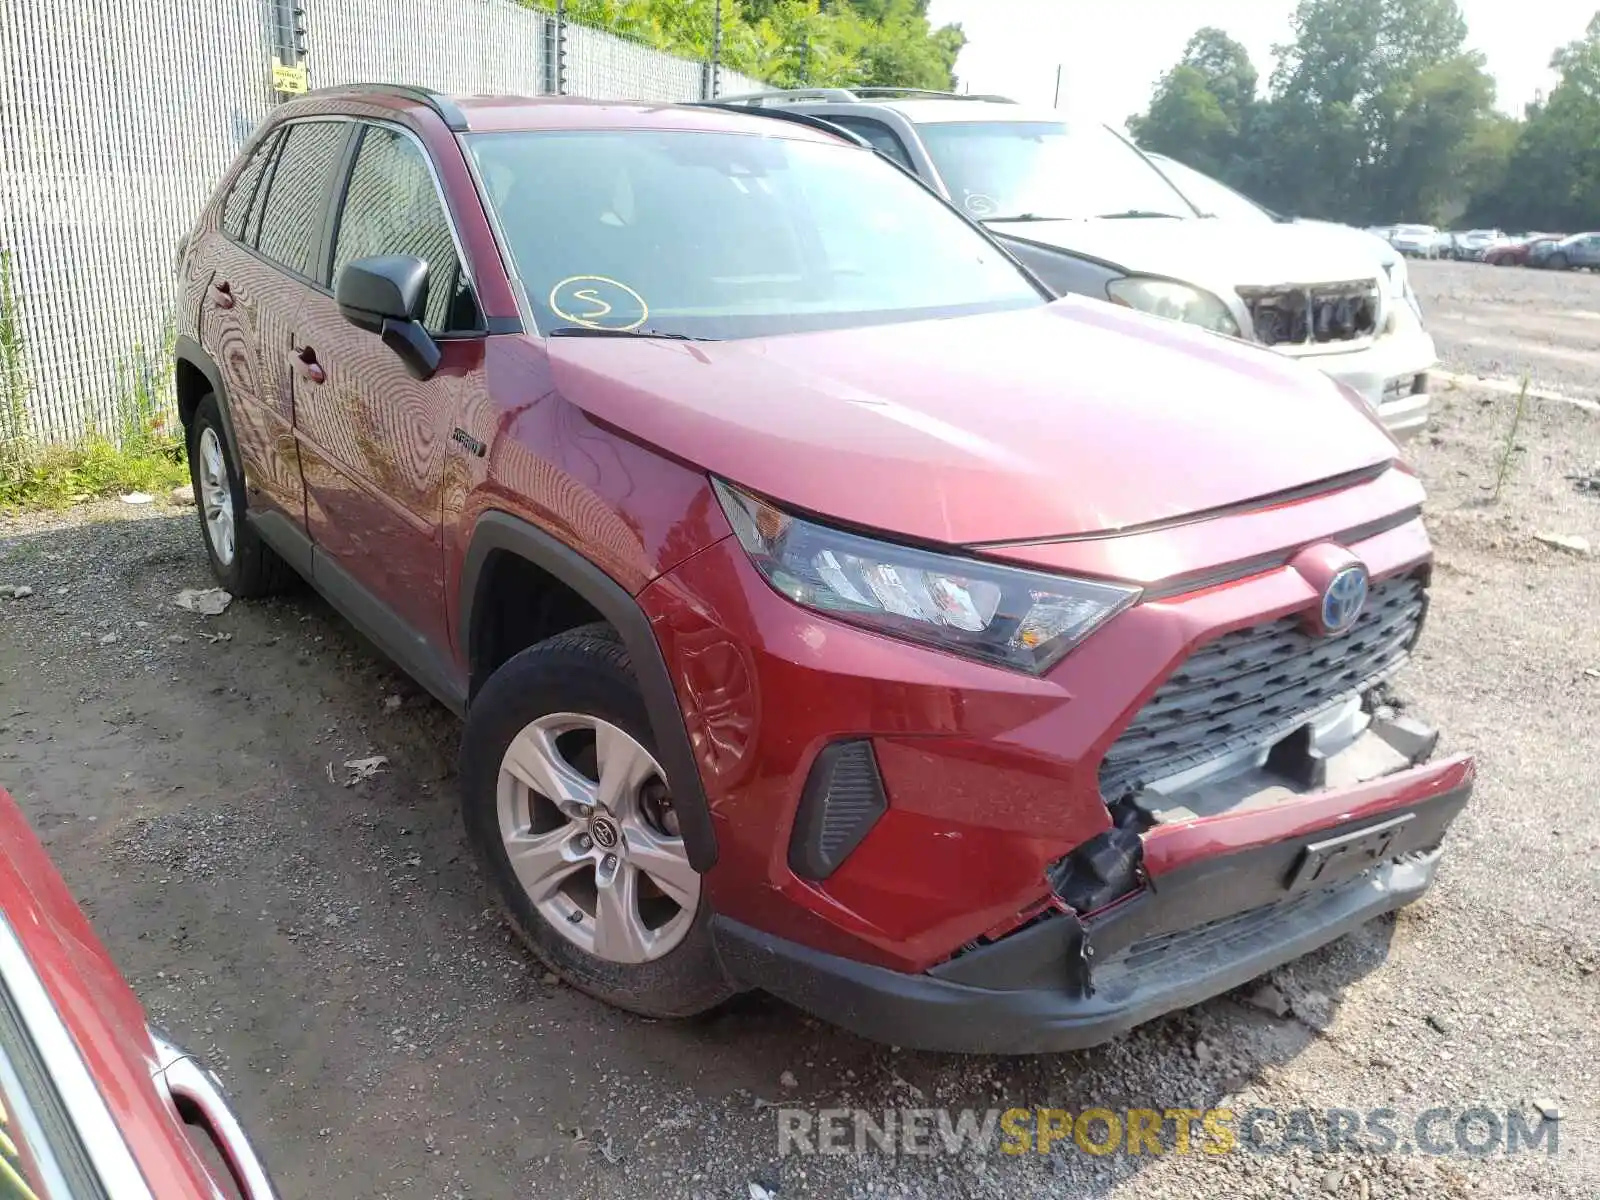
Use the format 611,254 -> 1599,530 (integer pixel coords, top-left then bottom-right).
713,481 -> 1141,674
1105,277 -> 1240,336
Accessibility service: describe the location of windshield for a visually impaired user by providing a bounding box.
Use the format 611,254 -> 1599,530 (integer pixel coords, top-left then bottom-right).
1145,155 -> 1274,223
913,120 -> 1198,222
466,130 -> 1043,340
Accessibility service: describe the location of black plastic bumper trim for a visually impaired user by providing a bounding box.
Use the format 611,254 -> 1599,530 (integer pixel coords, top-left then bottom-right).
713,780 -> 1468,1054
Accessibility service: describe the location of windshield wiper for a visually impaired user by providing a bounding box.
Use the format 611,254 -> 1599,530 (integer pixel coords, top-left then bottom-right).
1096,210 -> 1186,220
547,326 -> 718,342
982,212 -> 1070,223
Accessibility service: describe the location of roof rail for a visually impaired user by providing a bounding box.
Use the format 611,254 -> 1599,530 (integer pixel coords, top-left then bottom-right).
302,82 -> 470,132
714,86 -> 1017,107
691,102 -> 872,148
715,88 -> 863,106
849,87 -> 1018,103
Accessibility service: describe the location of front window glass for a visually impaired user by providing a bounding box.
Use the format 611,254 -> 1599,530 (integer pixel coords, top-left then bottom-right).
467,130 -> 1041,340
915,120 -> 1197,222
333,126 -> 480,334
1145,155 -> 1273,223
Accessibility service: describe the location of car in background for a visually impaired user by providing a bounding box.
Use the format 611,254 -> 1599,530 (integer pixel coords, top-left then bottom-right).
1446,229 -> 1505,261
717,88 -> 1434,438
1388,225 -> 1443,258
1484,234 -> 1562,267
1541,232 -> 1600,271
0,785 -> 276,1197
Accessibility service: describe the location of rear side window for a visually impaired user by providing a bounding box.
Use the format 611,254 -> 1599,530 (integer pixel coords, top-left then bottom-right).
826,116 -> 915,172
221,130 -> 279,240
332,125 -> 480,334
255,121 -> 347,278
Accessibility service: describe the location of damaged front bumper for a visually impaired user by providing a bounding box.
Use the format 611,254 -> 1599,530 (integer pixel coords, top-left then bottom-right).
712,714 -> 1473,1055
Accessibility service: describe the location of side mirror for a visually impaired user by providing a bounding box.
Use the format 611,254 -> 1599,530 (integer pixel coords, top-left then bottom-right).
335,255 -> 441,380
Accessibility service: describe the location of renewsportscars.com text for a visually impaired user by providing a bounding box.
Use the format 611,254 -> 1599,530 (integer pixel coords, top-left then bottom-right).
776,1106 -> 1559,1159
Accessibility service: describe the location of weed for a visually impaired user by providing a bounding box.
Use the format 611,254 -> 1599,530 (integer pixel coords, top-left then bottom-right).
1490,375 -> 1531,503
0,249 -> 31,469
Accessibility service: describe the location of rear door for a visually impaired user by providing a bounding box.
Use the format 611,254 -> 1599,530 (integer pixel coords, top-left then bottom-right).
200,118 -> 350,531
291,119 -> 485,694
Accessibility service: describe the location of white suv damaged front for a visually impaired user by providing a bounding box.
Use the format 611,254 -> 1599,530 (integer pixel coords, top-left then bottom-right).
992,208 -> 1436,440
715,92 -> 1436,441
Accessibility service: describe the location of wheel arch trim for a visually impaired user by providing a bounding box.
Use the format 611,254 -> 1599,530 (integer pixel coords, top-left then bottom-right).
173,335 -> 244,480
459,510 -> 718,872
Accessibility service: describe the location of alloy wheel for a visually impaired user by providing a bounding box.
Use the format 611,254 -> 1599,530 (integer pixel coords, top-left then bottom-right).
197,426 -> 236,567
496,712 -> 699,964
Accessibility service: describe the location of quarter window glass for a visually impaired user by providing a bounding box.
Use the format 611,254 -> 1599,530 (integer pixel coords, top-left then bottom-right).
255,121 -> 346,278
332,126 -> 478,334
222,130 -> 279,240
826,117 -> 914,172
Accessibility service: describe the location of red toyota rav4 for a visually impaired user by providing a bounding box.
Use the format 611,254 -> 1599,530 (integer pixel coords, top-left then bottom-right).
174,85 -> 1472,1053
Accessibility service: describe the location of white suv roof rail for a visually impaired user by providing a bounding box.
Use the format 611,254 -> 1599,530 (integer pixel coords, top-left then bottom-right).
717,88 -> 863,105
716,87 -> 1017,107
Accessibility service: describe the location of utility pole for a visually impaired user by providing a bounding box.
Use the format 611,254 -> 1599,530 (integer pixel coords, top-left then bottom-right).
710,0 -> 723,98
1053,64 -> 1062,108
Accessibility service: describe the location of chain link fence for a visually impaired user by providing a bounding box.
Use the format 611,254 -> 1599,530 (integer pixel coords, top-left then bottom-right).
0,0 -> 770,448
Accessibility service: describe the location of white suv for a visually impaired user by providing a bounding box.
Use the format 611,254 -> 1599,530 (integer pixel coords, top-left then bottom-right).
717,88 -> 1436,440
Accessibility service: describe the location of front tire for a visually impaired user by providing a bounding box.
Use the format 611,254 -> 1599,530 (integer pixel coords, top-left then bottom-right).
1549,252 -> 1570,271
459,623 -> 735,1018
186,393 -> 294,597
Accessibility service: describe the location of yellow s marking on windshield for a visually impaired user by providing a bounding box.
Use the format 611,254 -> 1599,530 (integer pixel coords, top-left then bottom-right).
549,275 -> 649,331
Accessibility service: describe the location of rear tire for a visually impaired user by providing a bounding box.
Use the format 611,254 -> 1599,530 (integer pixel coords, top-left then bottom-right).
1549,252 -> 1570,271
186,393 -> 295,598
460,622 -> 735,1019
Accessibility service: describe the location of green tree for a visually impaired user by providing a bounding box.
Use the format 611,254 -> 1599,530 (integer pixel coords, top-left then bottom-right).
1182,27 -> 1259,131
1131,0 -> 1515,226
1128,67 -> 1235,176
1375,52 -> 1498,222
1127,28 -> 1258,178
518,0 -> 964,91
1482,14 -> 1600,231
1263,0 -> 1478,219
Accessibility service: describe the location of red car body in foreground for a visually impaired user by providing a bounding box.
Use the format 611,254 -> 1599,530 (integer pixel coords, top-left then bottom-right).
172,86 -> 1473,1053
0,787 -> 275,1198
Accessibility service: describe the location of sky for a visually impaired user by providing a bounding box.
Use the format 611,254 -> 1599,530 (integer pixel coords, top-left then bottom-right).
925,0 -> 1598,125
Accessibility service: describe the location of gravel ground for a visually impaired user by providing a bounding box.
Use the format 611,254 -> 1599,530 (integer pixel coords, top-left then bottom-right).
2,259 -> 1597,1199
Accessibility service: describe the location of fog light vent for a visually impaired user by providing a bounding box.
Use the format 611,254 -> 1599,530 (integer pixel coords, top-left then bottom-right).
788,740 -> 888,881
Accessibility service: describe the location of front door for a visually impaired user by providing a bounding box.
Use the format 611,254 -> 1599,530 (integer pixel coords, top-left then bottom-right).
291,121 -> 485,674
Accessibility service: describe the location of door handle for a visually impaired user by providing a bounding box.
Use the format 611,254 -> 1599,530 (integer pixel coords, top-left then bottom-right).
290,346 -> 325,385
211,280 -> 235,309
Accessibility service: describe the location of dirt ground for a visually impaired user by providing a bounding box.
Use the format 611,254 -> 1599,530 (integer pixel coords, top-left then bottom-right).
1,259 -> 1597,1199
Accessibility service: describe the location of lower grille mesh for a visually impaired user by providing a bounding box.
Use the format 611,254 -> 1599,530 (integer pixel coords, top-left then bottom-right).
1099,573 -> 1426,799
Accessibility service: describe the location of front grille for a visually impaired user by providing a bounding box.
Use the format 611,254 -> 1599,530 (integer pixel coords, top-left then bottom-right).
1098,573 -> 1426,799
1238,280 -> 1380,346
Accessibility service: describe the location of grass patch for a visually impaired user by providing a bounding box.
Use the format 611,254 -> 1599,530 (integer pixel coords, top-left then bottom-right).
0,434 -> 188,511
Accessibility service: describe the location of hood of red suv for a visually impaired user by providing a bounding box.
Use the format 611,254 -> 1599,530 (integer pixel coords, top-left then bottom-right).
547,297 -> 1396,546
